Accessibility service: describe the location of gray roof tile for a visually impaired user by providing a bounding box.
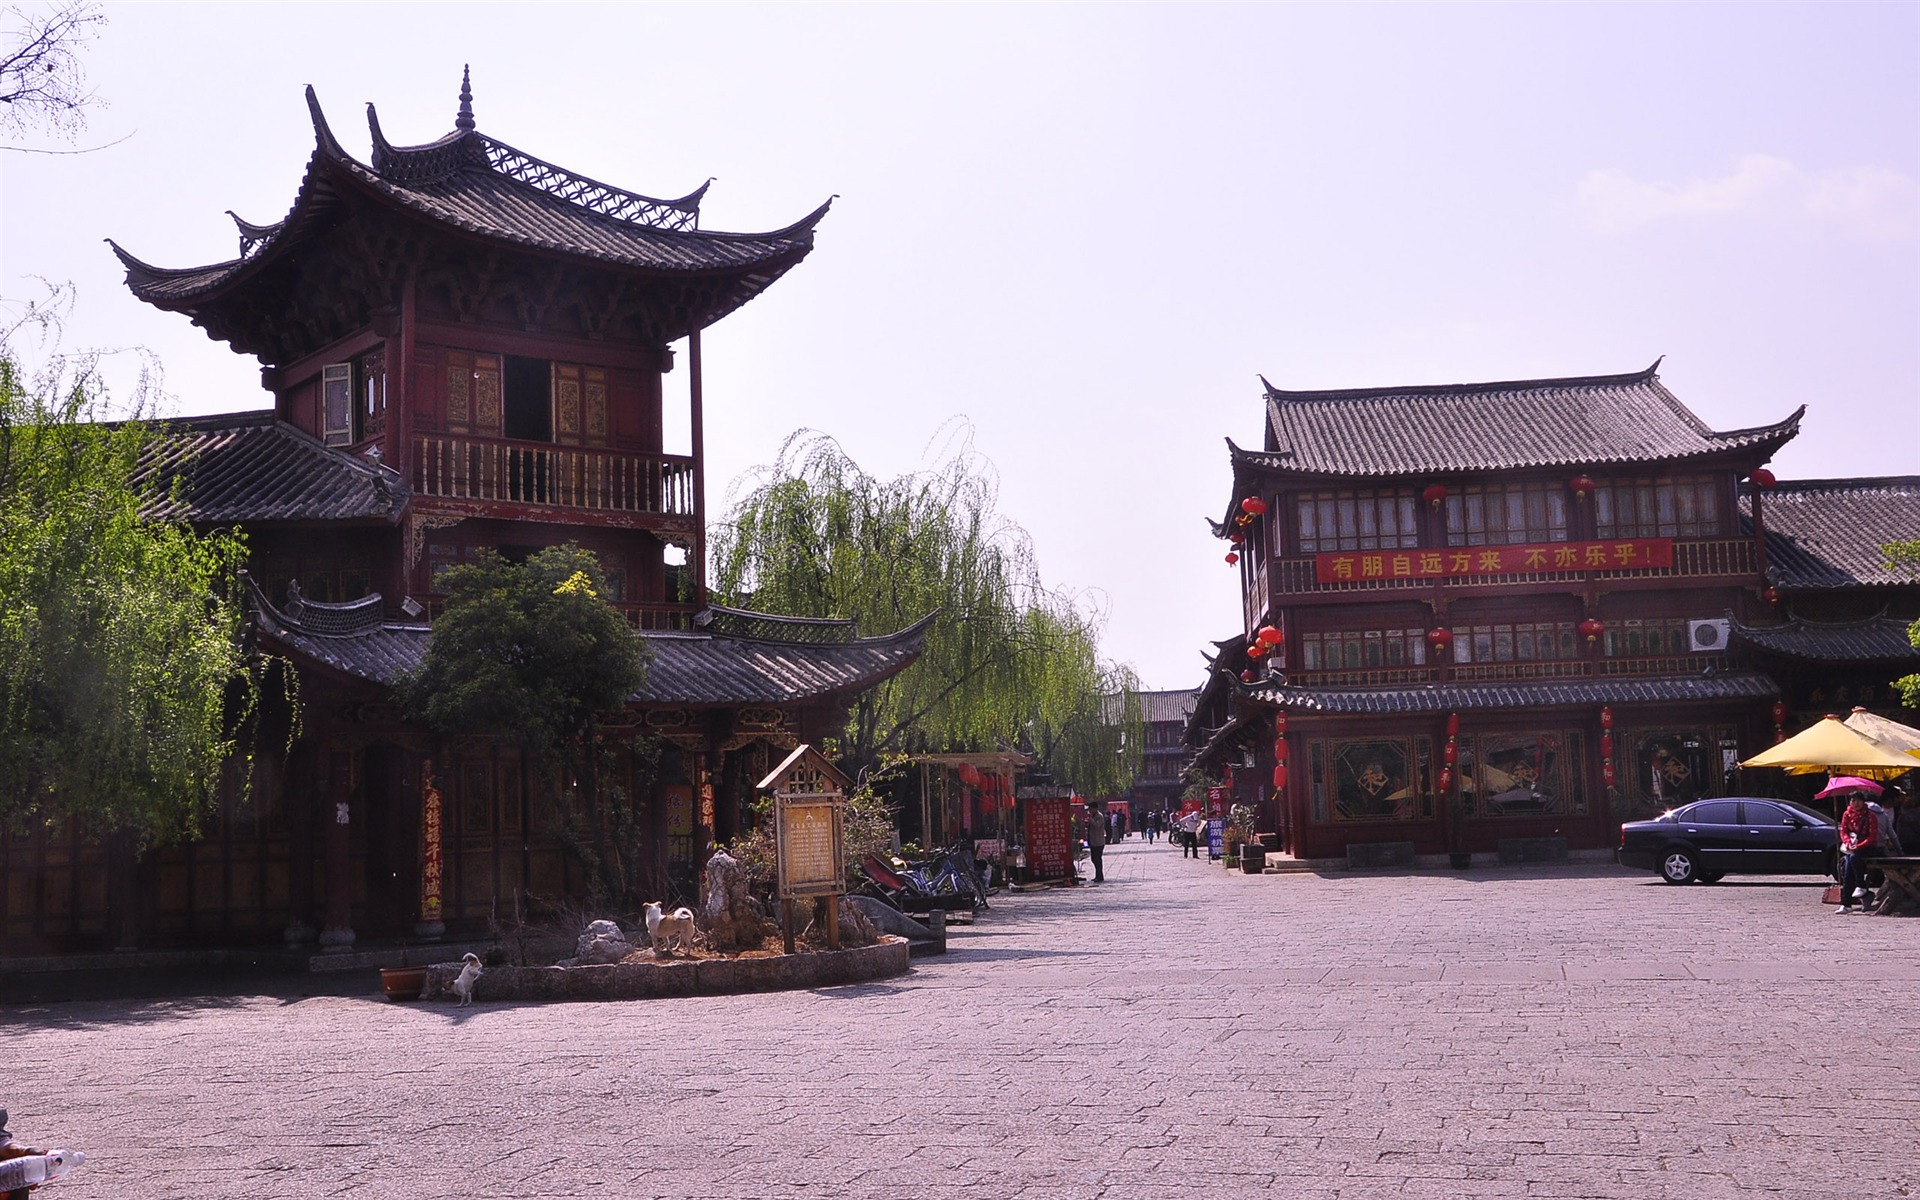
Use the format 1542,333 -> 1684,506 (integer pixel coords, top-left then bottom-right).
255,598 -> 929,707
1742,477 -> 1920,589
1731,614 -> 1920,663
1247,672 -> 1779,715
1240,363 -> 1800,477
140,411 -> 406,525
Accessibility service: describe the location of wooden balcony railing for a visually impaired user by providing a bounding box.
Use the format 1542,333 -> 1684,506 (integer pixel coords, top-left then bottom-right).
1271,538 -> 1758,596
1290,653 -> 1729,688
414,436 -> 694,516
424,599 -> 699,632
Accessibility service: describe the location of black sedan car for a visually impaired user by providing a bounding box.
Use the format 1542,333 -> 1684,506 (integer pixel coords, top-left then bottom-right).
1617,797 -> 1838,884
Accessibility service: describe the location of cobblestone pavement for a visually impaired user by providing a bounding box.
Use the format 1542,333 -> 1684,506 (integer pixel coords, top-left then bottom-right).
6,841 -> 1918,1199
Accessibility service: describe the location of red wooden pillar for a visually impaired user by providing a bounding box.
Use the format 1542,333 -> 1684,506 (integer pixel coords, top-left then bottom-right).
318,751 -> 356,952
688,328 -> 707,608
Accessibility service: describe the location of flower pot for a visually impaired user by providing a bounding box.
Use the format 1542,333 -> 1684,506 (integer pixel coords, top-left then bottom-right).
1240,843 -> 1264,875
380,966 -> 427,1001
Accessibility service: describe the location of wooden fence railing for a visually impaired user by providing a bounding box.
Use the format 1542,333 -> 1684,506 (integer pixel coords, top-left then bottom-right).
414,436 -> 694,515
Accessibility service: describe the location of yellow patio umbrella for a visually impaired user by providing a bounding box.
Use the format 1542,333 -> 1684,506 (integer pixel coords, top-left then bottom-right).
1741,714 -> 1920,779
1844,707 -> 1920,761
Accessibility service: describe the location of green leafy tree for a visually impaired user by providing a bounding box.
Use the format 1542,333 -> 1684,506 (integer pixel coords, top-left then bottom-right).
398,544 -> 653,907
711,427 -> 1143,792
1887,538 -> 1920,706
0,349 -> 254,843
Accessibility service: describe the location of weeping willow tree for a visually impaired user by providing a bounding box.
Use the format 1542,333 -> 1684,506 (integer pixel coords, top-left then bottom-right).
712,427 -> 1143,791
0,345 -> 256,844
1889,537 -> 1920,706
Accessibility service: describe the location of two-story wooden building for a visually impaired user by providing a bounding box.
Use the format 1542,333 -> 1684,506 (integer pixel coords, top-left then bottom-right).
0,77 -> 929,955
1186,362 -> 1917,865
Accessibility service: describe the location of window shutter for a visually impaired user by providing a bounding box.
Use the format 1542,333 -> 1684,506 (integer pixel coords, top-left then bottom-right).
322,363 -> 352,446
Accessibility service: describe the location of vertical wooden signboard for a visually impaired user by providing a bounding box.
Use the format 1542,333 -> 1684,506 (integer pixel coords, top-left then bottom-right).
758,745 -> 852,953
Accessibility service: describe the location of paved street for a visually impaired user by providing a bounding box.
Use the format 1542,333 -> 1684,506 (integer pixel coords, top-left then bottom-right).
6,840 -> 1918,1199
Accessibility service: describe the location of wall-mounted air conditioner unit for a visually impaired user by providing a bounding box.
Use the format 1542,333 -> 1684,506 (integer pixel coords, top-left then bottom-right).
1688,618 -> 1731,652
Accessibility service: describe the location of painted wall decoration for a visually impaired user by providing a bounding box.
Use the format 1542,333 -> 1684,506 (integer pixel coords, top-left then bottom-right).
1332,740 -> 1414,820
1458,732 -> 1577,817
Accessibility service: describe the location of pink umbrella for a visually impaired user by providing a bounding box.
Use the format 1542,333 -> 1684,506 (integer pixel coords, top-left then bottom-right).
1814,775 -> 1884,800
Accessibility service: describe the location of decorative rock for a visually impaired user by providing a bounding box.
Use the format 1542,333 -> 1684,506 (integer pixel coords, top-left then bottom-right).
572,919 -> 635,964
844,895 -> 930,941
702,850 -> 773,952
835,897 -> 880,947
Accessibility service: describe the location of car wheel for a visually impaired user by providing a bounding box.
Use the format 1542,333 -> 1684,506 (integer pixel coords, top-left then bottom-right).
1697,871 -> 1725,884
1659,848 -> 1699,885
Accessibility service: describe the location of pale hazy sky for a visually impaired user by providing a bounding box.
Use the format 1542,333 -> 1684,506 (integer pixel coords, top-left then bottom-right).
4,2 -> 1916,690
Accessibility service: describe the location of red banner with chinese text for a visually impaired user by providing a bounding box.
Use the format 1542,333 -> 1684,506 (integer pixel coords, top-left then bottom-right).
1024,796 -> 1074,881
1313,539 -> 1673,584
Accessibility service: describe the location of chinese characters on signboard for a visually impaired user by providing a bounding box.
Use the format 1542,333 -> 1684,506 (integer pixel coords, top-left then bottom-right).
1024,796 -> 1073,879
776,795 -> 845,898
1206,786 -> 1228,817
1314,538 -> 1673,584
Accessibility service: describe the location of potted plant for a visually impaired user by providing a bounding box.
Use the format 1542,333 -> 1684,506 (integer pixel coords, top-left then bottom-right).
379,944 -> 427,1001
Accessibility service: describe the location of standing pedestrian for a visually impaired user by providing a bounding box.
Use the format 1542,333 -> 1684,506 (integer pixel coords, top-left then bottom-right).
1178,809 -> 1203,859
1087,802 -> 1108,883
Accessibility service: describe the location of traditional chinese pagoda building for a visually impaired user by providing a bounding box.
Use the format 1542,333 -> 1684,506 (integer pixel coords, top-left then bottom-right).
0,76 -> 928,956
1188,363 -> 1919,865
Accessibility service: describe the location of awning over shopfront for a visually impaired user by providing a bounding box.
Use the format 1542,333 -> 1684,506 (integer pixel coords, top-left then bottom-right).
1741,714 -> 1920,779
1244,672 -> 1779,716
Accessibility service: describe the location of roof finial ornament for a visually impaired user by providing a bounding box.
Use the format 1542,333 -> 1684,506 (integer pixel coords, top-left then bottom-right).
455,64 -> 475,132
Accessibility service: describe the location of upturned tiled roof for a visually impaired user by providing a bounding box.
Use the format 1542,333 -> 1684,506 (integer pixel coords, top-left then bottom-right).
139,411 -> 406,525
1244,672 -> 1779,715
1138,688 -> 1200,726
1236,363 -> 1801,477
111,84 -> 825,321
254,597 -> 931,708
1743,477 -> 1920,590
1731,615 -> 1920,663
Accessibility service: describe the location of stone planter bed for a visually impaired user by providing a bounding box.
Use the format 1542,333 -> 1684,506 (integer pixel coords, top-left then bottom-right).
419,936 -> 911,1004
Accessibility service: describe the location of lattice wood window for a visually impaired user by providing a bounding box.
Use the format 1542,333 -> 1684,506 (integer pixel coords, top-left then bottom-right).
1444,483 -> 1569,546
1295,489 -> 1419,553
1594,475 -> 1722,539
321,363 -> 352,446
444,350 -> 503,437
551,362 -> 609,447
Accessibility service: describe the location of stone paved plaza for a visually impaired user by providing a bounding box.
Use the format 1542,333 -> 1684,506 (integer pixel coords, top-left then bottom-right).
6,840 -> 1918,1198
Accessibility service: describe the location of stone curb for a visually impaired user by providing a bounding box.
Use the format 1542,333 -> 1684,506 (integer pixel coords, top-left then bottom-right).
419,936 -> 911,1004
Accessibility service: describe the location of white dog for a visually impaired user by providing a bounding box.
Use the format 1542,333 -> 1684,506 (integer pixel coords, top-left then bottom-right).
451,952 -> 483,1006
644,902 -> 696,956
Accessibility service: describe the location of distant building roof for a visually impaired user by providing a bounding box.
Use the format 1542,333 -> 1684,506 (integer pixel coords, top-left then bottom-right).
1245,672 -> 1778,715
140,411 -> 406,525
1731,614 -> 1920,663
253,593 -> 932,708
1234,361 -> 1800,478
1136,688 -> 1200,725
1744,477 -> 1920,590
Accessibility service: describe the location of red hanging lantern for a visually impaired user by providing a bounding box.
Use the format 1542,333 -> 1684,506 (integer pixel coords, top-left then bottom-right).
1765,586 -> 1780,605
1442,740 -> 1458,767
1257,625 -> 1284,647
1272,763 -> 1288,791
1426,628 -> 1455,654
1600,734 -> 1614,760
1422,483 -> 1449,510
1273,711 -> 1288,735
1229,530 -> 1245,545
1239,669 -> 1256,683
1771,701 -> 1786,726
1438,766 -> 1453,793
1600,706 -> 1614,731
1750,467 -> 1777,491
1445,712 -> 1460,739
1569,474 -> 1596,501
1224,551 -> 1240,565
1272,739 -> 1288,763
1601,763 -> 1617,787
1240,496 -> 1269,517
1246,641 -> 1267,659
1578,617 -> 1606,644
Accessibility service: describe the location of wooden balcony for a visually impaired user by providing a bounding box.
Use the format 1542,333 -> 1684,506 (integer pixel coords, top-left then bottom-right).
424,599 -> 699,632
1289,653 -> 1730,688
1269,538 -> 1757,597
413,436 -> 694,516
